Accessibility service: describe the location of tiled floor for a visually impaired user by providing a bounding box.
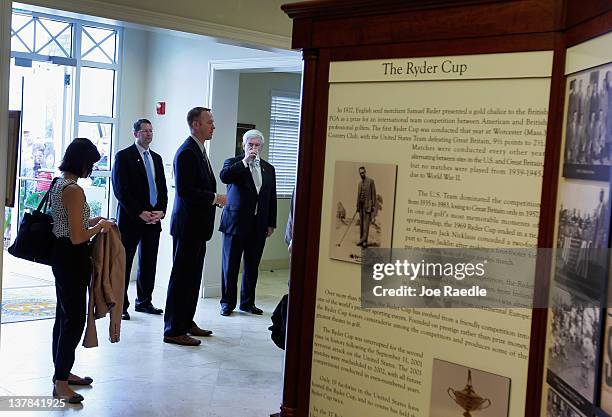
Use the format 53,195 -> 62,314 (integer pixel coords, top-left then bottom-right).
1,256 -> 55,323
0,268 -> 289,417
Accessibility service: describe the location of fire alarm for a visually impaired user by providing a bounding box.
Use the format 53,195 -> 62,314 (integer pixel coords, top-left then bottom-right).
156,101 -> 166,115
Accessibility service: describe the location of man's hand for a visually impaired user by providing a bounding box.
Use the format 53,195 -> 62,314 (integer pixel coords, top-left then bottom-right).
215,194 -> 227,207
242,149 -> 258,165
148,211 -> 165,224
266,227 -> 275,238
139,211 -> 154,223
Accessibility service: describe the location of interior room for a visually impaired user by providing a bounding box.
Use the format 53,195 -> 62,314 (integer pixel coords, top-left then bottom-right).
0,1 -> 300,416
3,1 -> 611,417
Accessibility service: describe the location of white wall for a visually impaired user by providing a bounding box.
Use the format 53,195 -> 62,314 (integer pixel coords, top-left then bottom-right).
112,27 -> 149,218
206,70 -> 239,297
142,32 -> 281,164
117,28 -> 148,153
237,72 -> 302,267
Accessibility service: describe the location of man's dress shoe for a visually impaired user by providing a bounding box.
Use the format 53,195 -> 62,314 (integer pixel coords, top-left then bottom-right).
240,305 -> 263,315
188,324 -> 213,337
121,311 -> 130,320
135,304 -> 163,315
163,335 -> 201,346
220,307 -> 232,316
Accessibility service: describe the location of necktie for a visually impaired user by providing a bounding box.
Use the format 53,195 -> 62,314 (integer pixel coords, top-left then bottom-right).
251,160 -> 262,191
143,151 -> 157,207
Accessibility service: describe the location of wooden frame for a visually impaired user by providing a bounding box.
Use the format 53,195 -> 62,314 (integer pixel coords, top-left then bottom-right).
5,110 -> 20,207
235,122 -> 255,157
278,1 -> 612,417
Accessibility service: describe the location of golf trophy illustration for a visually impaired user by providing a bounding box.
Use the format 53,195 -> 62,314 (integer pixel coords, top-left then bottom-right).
447,370 -> 492,416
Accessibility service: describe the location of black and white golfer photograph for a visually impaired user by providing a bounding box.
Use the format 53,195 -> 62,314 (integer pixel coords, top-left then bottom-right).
563,63 -> 612,180
429,359 -> 510,417
328,161 -> 397,264
554,181 -> 609,300
547,284 -> 601,408
546,388 -> 584,417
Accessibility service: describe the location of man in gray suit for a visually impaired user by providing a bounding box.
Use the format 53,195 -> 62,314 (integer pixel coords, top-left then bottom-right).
356,166 -> 376,248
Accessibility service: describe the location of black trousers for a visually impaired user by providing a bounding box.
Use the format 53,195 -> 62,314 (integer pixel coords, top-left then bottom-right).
51,238 -> 91,381
359,208 -> 372,243
163,237 -> 206,336
220,222 -> 266,311
121,224 -> 161,310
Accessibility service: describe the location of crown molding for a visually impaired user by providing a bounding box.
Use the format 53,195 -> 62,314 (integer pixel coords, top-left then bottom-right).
21,0 -> 292,50
282,0 -> 511,20
209,56 -> 302,71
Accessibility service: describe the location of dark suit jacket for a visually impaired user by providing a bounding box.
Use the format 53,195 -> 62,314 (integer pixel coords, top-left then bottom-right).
219,155 -> 277,237
170,137 -> 217,242
357,177 -> 376,213
112,144 -> 168,232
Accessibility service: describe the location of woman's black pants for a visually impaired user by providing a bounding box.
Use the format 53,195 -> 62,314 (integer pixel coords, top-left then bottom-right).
51,238 -> 91,381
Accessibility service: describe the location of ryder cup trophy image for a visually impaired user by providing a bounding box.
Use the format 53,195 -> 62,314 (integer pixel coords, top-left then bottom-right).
430,359 -> 510,417
447,370 -> 491,417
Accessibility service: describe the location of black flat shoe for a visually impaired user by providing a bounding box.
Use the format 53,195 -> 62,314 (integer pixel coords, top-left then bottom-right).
122,311 -> 130,320
52,376 -> 93,386
53,387 -> 84,404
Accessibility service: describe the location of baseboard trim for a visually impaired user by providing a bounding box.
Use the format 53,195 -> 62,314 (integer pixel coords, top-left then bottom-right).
203,283 -> 221,299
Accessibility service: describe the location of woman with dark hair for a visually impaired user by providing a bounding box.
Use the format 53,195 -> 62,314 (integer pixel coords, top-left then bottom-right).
49,138 -> 115,403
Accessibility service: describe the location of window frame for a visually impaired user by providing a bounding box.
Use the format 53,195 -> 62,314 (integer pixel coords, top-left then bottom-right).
10,8 -> 123,217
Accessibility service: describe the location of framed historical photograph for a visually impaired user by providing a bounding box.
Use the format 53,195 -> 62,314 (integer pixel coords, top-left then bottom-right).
236,123 -> 255,157
6,111 -> 21,207
429,359 -> 510,417
554,180 -> 609,300
563,62 -> 612,180
328,161 -> 397,264
546,283 -> 601,414
547,388 -> 585,417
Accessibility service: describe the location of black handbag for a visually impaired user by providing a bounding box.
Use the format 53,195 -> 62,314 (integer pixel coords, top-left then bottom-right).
268,294 -> 288,350
8,178 -> 59,265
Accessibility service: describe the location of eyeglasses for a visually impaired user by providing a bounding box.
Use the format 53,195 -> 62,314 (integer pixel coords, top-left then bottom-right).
138,129 -> 153,134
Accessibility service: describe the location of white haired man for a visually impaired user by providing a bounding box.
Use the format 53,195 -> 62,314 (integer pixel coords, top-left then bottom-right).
219,129 -> 277,316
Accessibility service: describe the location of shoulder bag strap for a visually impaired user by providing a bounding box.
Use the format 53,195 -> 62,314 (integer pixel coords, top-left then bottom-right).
36,177 -> 59,213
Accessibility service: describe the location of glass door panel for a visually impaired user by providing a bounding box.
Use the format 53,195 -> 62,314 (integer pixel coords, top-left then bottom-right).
5,58 -> 74,243
78,122 -> 112,170
78,176 -> 108,218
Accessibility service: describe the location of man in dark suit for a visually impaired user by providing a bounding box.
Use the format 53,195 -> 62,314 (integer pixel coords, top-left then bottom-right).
163,107 -> 226,346
112,119 -> 168,320
219,129 -> 277,316
357,166 -> 376,249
